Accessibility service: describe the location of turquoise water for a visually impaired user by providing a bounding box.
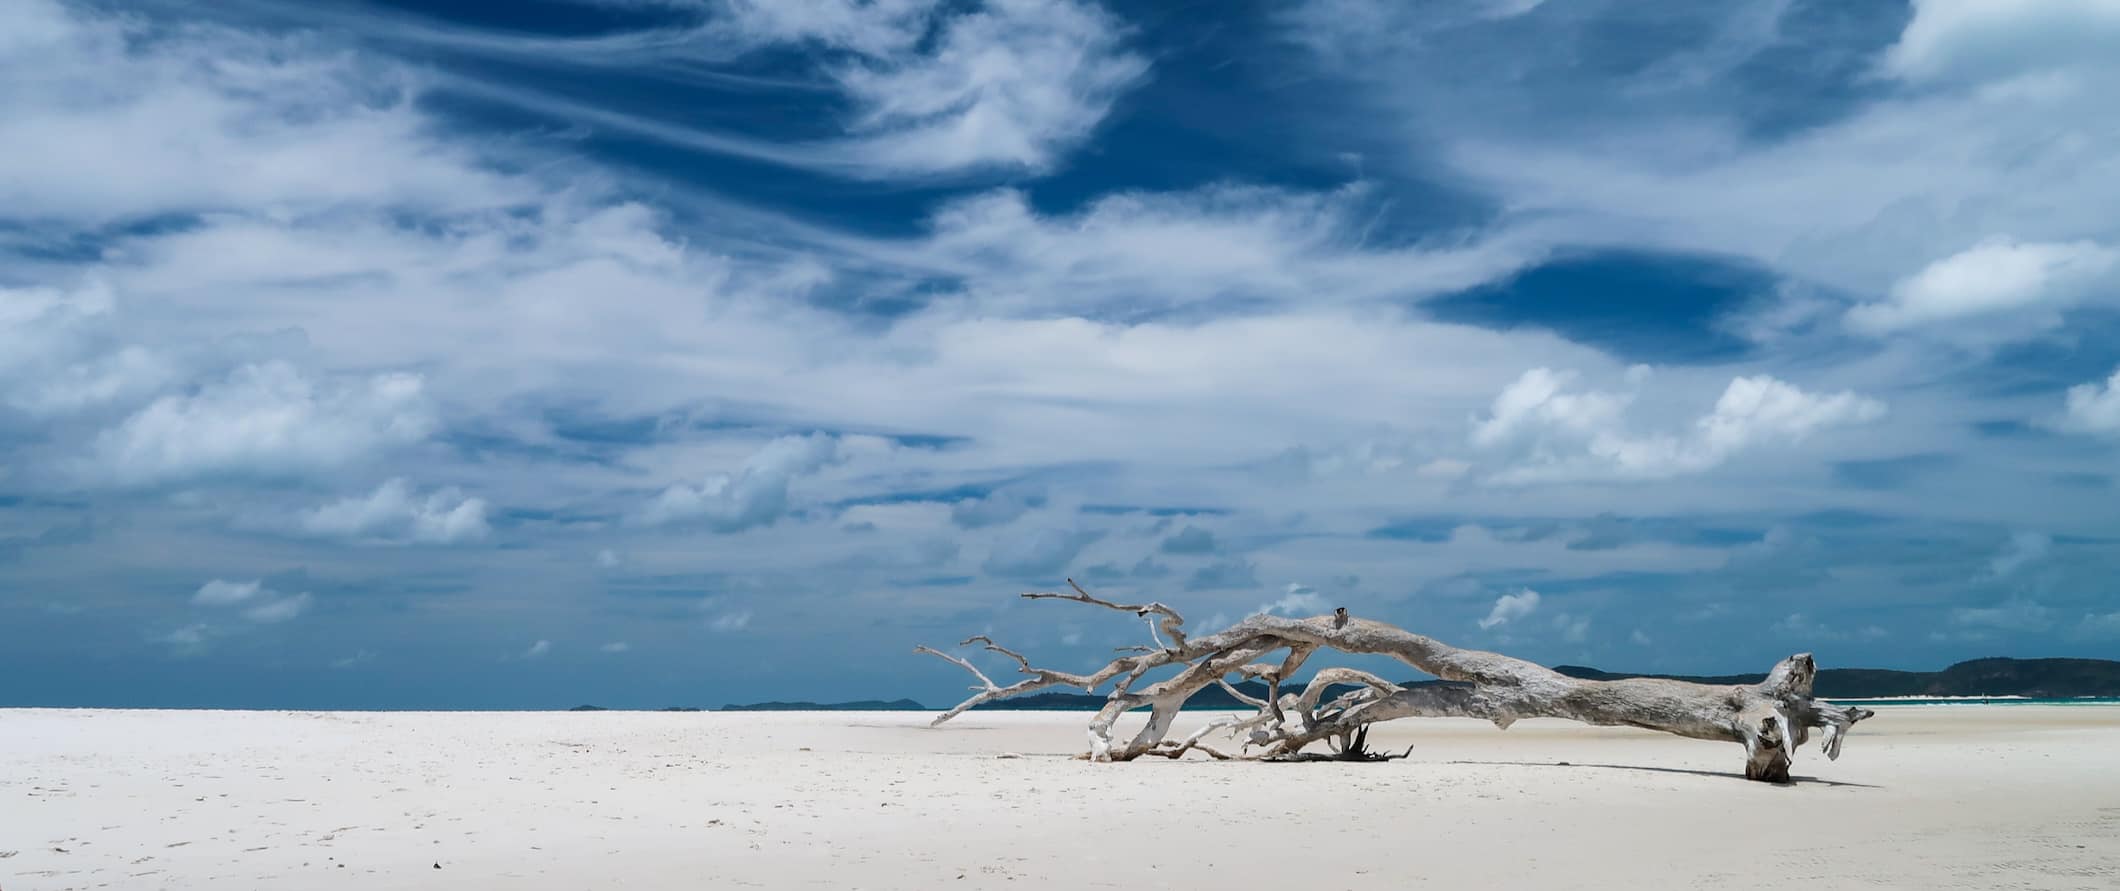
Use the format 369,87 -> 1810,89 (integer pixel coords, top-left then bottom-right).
1825,697 -> 2120,707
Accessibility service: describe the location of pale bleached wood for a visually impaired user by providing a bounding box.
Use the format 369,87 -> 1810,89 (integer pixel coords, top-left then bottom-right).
919,593 -> 1876,782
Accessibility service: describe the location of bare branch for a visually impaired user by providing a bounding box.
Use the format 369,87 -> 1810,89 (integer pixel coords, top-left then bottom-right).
913,645 -> 997,691
1022,580 -> 1189,649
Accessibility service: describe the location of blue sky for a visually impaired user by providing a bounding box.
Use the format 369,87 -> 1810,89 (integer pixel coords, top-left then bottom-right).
4,0 -> 2119,709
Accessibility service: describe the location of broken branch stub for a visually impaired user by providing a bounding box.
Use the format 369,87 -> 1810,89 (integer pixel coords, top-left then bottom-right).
915,589 -> 1875,783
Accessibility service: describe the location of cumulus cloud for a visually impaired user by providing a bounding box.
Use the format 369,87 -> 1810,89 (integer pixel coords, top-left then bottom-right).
1478,589 -> 1540,630
1848,238 -> 2117,333
169,579 -> 312,651
1257,582 -> 1325,616
192,579 -> 263,607
191,578 -> 310,623
637,434 -> 844,530
1472,369 -> 1884,483
522,640 -> 552,659
599,641 -> 630,653
156,622 -> 212,655
2062,367 -> 2120,434
241,592 -> 312,624
87,361 -> 434,486
1471,367 -> 1638,449
710,610 -> 753,633
0,280 -> 175,416
298,479 -> 490,544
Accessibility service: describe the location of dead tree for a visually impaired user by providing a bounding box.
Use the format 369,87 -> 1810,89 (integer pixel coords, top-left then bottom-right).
916,582 -> 1874,783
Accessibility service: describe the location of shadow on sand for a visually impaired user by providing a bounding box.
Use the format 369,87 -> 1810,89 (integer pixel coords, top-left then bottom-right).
1445,759 -> 1883,789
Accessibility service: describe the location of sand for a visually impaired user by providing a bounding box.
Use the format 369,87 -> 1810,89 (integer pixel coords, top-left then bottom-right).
5,706 -> 2118,890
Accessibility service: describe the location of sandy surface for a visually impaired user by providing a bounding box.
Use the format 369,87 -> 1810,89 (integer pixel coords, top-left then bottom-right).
5,706 -> 2118,890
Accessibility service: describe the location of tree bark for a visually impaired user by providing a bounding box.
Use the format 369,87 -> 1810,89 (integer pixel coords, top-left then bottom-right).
917,584 -> 1874,783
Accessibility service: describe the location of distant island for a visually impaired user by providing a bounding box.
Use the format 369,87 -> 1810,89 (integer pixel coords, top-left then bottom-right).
711,657 -> 2120,712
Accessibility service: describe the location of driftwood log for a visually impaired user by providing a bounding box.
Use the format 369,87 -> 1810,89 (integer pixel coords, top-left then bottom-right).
917,582 -> 1874,783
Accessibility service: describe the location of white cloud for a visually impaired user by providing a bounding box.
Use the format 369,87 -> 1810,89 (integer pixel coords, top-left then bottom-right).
0,0 -> 522,224
192,579 -> 263,607
299,479 -> 490,544
1629,628 -> 1651,646
87,361 -> 435,486
1694,375 -> 1889,456
1470,367 -> 1635,450
157,622 -> 212,655
242,592 -> 311,624
710,611 -> 753,633
826,0 -> 1148,176
1848,238 -> 2117,333
464,0 -> 1148,179
191,578 -> 311,625
0,280 -> 175,416
637,434 -> 844,530
599,641 -> 630,653
2062,367 -> 2120,434
1478,589 -> 1540,630
596,549 -> 622,568
1257,582 -> 1325,617
1473,369 -> 1885,483
1291,0 -> 2120,347
917,185 -> 1537,314
523,639 -> 552,659
1883,0 -> 2120,84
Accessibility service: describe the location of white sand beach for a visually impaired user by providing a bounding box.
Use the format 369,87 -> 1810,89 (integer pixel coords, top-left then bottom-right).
6,706 -> 2118,890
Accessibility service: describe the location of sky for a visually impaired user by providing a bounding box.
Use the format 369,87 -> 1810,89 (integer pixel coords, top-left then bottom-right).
3,0 -> 2119,709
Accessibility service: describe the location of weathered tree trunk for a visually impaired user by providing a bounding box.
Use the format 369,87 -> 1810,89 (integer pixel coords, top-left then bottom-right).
917,583 -> 1874,783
